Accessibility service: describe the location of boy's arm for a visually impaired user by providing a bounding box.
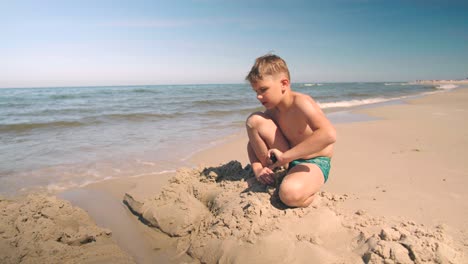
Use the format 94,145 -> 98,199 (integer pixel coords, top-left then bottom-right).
274,96 -> 336,165
247,143 -> 264,176
247,143 -> 275,185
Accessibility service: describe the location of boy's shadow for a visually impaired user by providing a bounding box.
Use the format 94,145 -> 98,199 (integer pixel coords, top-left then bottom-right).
200,161 -> 289,210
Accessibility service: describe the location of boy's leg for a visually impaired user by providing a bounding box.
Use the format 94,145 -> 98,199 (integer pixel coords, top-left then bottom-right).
279,163 -> 325,207
246,112 -> 289,166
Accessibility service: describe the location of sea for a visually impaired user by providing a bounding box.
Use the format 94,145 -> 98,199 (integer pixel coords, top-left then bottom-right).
0,82 -> 457,196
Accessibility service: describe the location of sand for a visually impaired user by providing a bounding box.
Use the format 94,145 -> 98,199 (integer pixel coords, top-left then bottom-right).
329,88 -> 468,231
121,87 -> 468,263
0,194 -> 135,264
1,85 -> 467,263
122,164 -> 463,263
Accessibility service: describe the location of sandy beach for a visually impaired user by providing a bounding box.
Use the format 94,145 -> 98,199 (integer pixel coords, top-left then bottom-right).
2,85 -> 467,263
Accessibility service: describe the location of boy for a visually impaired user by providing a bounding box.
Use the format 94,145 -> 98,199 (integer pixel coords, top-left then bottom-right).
245,54 -> 336,208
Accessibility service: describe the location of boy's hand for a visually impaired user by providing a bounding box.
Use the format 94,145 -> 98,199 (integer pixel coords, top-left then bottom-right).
268,149 -> 286,169
255,167 -> 275,185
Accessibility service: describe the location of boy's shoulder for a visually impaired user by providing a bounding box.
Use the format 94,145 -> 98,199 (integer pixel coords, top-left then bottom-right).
290,92 -> 325,117
292,92 -> 316,106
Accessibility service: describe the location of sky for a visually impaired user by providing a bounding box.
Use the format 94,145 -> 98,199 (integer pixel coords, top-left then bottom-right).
1,0 -> 467,88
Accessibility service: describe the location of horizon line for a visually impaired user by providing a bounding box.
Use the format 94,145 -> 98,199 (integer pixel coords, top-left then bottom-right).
0,80 -> 421,89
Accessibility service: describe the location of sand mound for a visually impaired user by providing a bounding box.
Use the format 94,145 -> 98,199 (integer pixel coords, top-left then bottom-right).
0,194 -> 135,264
124,161 -> 464,264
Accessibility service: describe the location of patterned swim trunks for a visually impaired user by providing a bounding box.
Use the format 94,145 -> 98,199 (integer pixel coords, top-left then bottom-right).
288,156 -> 331,183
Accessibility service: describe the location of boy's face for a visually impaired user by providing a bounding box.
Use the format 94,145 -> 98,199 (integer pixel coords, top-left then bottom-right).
251,74 -> 288,109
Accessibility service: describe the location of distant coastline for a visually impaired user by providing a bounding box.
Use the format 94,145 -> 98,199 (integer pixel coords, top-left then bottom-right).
411,79 -> 468,85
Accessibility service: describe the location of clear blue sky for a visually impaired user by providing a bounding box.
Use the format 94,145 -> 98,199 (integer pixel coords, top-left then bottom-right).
1,0 -> 467,88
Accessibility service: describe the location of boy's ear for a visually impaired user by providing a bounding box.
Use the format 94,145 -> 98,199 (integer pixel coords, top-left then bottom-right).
280,78 -> 289,92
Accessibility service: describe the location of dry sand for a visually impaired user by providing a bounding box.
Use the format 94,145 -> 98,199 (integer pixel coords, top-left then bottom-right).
1,86 -> 467,263
329,88 -> 468,231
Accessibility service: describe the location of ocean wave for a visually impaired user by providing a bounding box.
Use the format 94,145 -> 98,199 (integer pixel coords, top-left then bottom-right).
384,82 -> 414,86
191,99 -> 244,107
50,94 -> 92,100
202,106 -> 263,117
302,83 -> 323,87
133,88 -> 161,94
202,109 -> 245,117
347,92 -> 373,97
101,112 -> 183,121
318,97 -> 395,109
436,84 -> 458,90
0,120 -> 88,133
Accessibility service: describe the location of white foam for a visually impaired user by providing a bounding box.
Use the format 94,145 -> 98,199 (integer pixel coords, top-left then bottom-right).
136,159 -> 157,166
385,82 -> 414,86
436,84 -> 458,90
129,170 -> 176,178
47,182 -> 78,192
318,97 -> 393,109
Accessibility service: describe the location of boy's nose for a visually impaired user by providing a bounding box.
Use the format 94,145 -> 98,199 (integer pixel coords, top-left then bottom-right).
257,94 -> 262,100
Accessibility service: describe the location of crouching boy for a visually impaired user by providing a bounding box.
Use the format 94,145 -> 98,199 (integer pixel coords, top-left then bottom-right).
245,54 -> 336,208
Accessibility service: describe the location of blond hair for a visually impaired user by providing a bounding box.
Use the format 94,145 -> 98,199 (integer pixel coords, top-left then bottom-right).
245,54 -> 290,83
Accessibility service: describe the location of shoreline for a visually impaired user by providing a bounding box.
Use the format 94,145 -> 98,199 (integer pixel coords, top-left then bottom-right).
2,85 -> 467,263
411,79 -> 468,85
0,81 -> 454,198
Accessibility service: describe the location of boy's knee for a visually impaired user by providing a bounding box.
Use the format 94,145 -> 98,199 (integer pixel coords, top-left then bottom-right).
279,181 -> 305,207
245,112 -> 268,129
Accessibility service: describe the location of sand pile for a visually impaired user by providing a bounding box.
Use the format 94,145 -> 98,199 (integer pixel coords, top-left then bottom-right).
0,194 -> 135,264
124,161 -> 464,264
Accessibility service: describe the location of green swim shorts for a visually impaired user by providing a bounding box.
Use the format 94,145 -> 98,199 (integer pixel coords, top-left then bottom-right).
288,156 -> 331,183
